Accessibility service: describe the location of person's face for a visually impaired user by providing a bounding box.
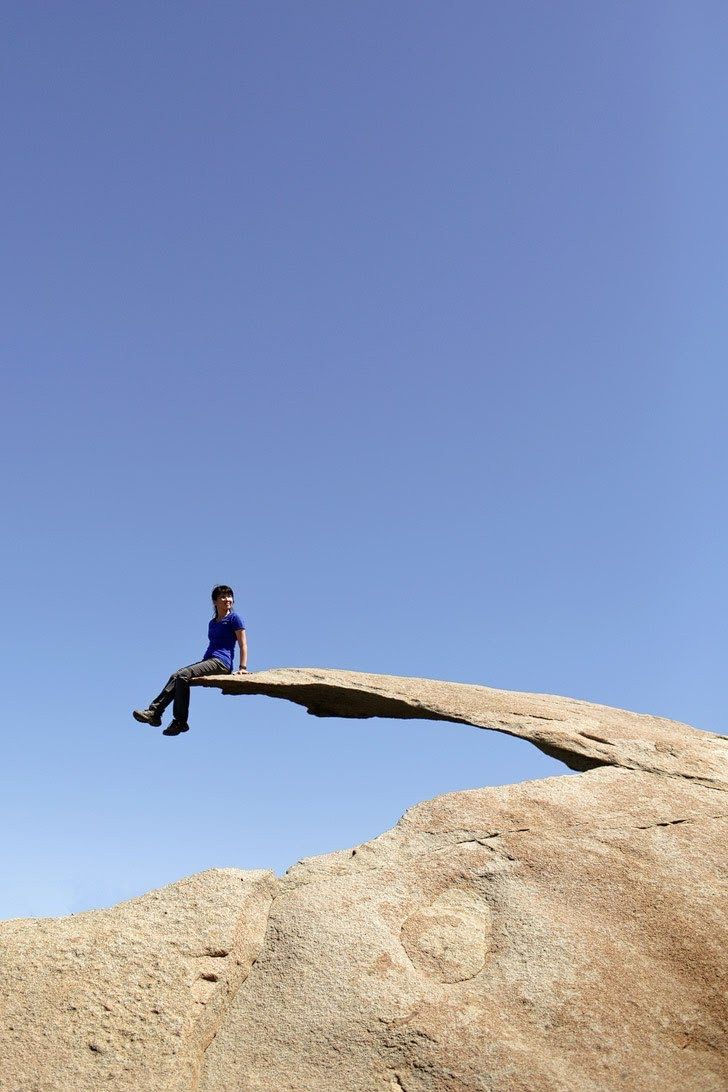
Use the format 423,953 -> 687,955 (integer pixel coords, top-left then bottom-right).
215,593 -> 234,616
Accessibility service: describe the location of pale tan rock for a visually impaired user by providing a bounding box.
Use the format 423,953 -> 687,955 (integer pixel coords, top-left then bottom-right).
2,672 -> 727,1091
195,667 -> 728,789
0,868 -> 276,1092
197,768 -> 727,1092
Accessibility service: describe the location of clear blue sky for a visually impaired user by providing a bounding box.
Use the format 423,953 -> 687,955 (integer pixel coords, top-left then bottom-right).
2,2 -> 726,920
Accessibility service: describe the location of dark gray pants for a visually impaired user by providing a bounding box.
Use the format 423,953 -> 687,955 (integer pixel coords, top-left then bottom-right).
149,658 -> 229,724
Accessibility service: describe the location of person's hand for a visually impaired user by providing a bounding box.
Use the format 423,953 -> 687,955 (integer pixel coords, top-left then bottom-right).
237,667 -> 249,674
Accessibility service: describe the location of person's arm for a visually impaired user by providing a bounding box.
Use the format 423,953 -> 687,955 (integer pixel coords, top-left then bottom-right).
235,629 -> 248,673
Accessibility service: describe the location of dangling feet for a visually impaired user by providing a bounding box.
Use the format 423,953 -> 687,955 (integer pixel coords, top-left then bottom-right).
162,720 -> 190,736
133,709 -> 162,727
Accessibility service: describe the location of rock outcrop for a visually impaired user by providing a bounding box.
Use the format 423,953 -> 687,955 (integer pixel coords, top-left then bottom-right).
196,667 -> 728,788
0,869 -> 276,1091
1,670 -> 726,1091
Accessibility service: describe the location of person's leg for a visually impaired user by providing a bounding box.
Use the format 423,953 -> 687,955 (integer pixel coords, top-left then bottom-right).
135,659 -> 228,729
171,658 -> 228,725
147,670 -> 186,719
133,670 -> 181,725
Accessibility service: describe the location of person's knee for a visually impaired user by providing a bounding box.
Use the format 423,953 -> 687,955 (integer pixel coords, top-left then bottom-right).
175,668 -> 192,683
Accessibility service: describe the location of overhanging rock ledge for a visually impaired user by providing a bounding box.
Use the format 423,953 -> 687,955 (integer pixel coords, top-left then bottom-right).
194,666 -> 728,787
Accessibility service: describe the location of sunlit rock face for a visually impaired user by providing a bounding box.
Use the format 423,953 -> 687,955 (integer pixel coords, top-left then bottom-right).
196,768 -> 727,1092
195,667 -> 728,788
1,671 -> 727,1091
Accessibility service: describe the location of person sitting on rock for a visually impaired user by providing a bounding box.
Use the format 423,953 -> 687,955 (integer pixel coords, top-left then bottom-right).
133,584 -> 248,737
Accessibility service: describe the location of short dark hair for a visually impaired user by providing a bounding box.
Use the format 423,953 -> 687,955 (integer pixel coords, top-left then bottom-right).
211,585 -> 234,602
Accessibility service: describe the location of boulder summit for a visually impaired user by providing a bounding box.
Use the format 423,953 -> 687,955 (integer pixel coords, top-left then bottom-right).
2,669 -> 726,1090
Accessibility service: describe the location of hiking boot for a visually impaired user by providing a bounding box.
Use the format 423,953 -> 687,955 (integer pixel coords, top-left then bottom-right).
163,720 -> 190,736
133,709 -> 162,727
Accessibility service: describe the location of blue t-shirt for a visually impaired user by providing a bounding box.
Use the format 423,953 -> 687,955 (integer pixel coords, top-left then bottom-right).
204,611 -> 245,670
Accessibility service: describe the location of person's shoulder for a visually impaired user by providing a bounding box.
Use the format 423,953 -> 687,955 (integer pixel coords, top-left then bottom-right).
231,611 -> 245,628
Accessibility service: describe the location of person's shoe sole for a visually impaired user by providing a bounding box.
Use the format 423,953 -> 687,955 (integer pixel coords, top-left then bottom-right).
133,710 -> 162,727
162,723 -> 190,736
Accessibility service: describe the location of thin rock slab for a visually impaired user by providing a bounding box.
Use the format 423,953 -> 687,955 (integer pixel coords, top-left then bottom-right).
194,667 -> 728,788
